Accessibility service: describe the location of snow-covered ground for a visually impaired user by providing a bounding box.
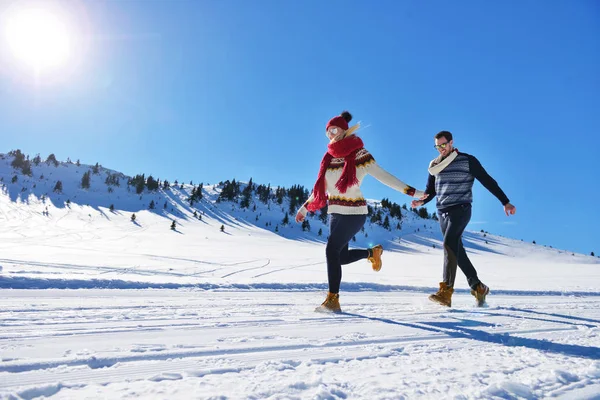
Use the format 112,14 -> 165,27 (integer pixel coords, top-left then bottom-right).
1,154 -> 599,399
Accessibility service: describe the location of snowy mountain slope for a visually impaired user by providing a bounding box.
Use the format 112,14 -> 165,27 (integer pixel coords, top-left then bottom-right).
0,151 -> 598,292
1,151 -> 600,399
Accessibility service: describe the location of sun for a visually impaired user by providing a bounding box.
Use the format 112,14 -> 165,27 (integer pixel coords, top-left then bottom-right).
4,7 -> 71,72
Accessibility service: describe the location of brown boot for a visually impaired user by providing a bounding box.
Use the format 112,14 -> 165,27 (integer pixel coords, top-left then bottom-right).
429,282 -> 454,307
368,245 -> 383,271
471,282 -> 490,307
315,292 -> 342,313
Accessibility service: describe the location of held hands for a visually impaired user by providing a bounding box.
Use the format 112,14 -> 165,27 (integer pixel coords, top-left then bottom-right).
295,209 -> 305,223
504,203 -> 516,216
411,193 -> 428,209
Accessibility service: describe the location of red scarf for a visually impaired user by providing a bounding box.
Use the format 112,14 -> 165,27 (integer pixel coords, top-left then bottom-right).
307,135 -> 364,212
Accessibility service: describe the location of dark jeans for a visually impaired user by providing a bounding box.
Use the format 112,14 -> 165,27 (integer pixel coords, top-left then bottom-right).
438,204 -> 481,290
326,213 -> 368,294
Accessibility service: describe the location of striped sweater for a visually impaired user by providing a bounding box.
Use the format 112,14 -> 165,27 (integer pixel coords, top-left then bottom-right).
299,148 -> 424,216
422,152 -> 509,212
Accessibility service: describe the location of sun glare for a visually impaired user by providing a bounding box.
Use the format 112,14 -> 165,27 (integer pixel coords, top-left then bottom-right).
4,7 -> 71,72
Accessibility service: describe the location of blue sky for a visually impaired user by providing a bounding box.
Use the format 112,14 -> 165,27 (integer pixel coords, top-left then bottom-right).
0,0 -> 598,255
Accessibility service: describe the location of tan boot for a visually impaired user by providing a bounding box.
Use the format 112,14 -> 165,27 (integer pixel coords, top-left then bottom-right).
315,292 -> 342,313
368,245 -> 383,271
471,282 -> 490,307
429,282 -> 454,307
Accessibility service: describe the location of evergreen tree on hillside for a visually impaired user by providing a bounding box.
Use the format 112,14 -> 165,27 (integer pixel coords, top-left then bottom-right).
282,212 -> 289,225
129,174 -> 146,194
383,215 -> 390,230
131,213 -> 136,222
53,180 -> 63,193
318,228 -> 322,236
418,207 -> 430,219
46,153 -> 59,167
92,162 -> 100,174
109,204 -> 114,212
319,206 -> 328,224
149,200 -> 155,209
81,171 -> 91,189
146,175 -> 159,191
76,159 -> 80,166
21,159 -> 32,176
275,186 -> 285,204
287,184 -> 308,214
240,181 -> 253,208
171,220 -> 176,230
163,180 -> 170,190
10,149 -> 25,169
11,175 -> 17,183
302,219 -> 310,232
32,154 -> 41,166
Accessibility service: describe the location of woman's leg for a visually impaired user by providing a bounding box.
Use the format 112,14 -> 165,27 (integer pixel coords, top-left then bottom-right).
326,214 -> 367,293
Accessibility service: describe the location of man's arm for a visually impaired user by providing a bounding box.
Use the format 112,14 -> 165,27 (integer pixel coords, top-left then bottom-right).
421,174 -> 436,205
468,155 -> 510,205
411,174 -> 435,209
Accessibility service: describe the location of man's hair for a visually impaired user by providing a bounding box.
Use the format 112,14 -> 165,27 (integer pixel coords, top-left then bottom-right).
434,131 -> 453,141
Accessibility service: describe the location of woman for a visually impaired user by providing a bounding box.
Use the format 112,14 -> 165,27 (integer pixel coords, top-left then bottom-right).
296,111 -> 426,313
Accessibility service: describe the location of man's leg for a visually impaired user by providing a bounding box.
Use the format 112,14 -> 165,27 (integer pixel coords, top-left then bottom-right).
441,205 -> 471,288
457,238 -> 481,290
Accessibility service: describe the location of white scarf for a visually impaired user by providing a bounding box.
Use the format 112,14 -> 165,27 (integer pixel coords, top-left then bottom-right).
428,149 -> 458,176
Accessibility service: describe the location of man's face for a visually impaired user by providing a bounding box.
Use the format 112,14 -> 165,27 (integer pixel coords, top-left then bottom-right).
435,137 -> 453,157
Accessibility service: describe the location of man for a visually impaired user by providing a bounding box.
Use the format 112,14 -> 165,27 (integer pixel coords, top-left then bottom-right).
411,131 -> 516,307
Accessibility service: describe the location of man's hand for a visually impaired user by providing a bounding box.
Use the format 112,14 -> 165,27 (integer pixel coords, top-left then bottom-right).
504,203 -> 516,216
295,210 -> 305,223
411,200 -> 423,209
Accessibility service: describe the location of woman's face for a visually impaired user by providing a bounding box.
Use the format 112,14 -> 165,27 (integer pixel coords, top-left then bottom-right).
326,126 -> 345,141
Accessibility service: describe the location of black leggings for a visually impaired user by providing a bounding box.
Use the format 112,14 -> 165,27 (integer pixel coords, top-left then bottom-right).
326,213 -> 368,293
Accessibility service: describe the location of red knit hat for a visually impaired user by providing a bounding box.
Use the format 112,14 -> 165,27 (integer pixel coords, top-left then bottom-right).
326,111 -> 352,131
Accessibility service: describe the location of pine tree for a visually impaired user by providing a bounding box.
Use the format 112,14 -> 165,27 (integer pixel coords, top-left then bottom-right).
220,224 -> 225,232
11,175 -> 17,184
193,211 -> 198,218
81,171 -> 91,189
33,154 -> 41,166
146,176 -> 159,191
592,251 -> 595,257
318,228 -> 322,236
131,213 -> 136,222
301,219 -> 310,232
383,215 -> 390,230
171,220 -> 176,230
46,153 -> 59,167
92,162 -> 100,174
109,204 -> 114,212
76,159 -> 80,166
53,180 -> 63,193
282,212 -> 289,225
149,200 -> 155,209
